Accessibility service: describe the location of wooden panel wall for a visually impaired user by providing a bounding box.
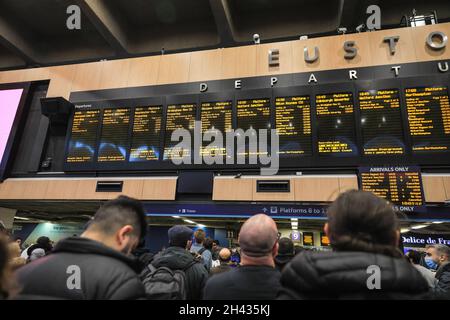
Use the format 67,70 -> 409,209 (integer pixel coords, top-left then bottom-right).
212,177 -> 253,201
213,175 -> 359,202
0,175 -> 447,202
0,23 -> 448,99
213,175 -> 449,203
422,175 -> 450,202
0,178 -> 177,201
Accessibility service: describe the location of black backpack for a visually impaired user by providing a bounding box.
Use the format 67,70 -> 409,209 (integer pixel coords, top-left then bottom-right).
140,260 -> 196,300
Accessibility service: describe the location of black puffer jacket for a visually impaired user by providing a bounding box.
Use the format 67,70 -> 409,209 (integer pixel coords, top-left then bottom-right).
278,251 -> 430,300
151,246 -> 208,300
274,254 -> 294,272
435,262 -> 450,294
16,237 -> 146,300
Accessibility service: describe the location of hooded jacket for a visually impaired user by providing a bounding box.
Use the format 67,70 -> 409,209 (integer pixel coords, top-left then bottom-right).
435,261 -> 450,293
274,254 -> 294,272
151,246 -> 208,300
16,237 -> 146,300
278,251 -> 430,300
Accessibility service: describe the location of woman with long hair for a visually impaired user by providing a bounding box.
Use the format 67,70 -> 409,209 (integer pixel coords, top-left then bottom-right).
278,190 -> 430,299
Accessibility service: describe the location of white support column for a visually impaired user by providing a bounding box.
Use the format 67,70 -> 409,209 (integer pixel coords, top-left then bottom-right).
0,207 -> 17,230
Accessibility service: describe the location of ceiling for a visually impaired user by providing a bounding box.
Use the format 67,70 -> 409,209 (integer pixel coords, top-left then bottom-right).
0,0 -> 449,70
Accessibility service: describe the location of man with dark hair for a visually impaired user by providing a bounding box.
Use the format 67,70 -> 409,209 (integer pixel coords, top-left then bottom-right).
275,237 -> 295,271
14,236 -> 24,251
203,214 -> 281,300
24,236 -> 53,262
211,239 -> 221,260
279,190 -> 430,300
16,196 -> 147,299
150,225 -> 208,300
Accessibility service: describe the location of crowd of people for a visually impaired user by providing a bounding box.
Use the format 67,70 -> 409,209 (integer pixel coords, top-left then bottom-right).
0,190 -> 449,300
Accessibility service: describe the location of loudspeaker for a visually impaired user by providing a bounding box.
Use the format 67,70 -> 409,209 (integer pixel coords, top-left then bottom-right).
177,171 -> 214,194
40,97 -> 74,127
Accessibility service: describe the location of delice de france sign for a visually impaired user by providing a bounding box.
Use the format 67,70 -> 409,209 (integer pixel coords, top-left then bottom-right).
402,233 -> 450,247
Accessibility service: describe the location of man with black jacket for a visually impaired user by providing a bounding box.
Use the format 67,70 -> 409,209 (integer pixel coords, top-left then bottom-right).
434,244 -> 450,293
278,191 -> 430,300
203,214 -> 281,300
16,196 -> 147,300
150,225 -> 208,300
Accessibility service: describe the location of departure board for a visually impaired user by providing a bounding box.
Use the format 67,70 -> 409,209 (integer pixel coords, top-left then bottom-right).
405,86 -> 450,153
66,109 -> 100,163
236,98 -> 271,156
316,92 -> 357,155
275,96 -> 312,156
358,89 -> 405,155
129,106 -> 162,162
163,103 -> 196,160
303,232 -> 314,246
359,166 -> 425,212
98,108 -> 130,162
200,101 -> 232,157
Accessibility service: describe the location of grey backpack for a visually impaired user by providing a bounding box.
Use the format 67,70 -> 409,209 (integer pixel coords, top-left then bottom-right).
140,261 -> 196,300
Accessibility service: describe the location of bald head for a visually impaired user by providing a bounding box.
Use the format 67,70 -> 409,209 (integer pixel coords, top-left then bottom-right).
239,214 -> 278,258
218,248 -> 231,262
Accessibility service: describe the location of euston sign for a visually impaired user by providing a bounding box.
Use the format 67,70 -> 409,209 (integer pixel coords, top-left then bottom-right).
197,30 -> 449,92
267,31 -> 448,66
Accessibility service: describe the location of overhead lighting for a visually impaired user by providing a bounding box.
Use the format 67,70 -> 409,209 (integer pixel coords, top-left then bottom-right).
197,224 -> 206,228
400,228 -> 410,233
408,9 -> 437,27
183,219 -> 195,224
432,221 -> 444,224
411,224 -> 428,230
172,216 -> 181,219
14,216 -> 30,221
292,226 -> 298,230
290,218 -> 298,222
291,222 -> 298,227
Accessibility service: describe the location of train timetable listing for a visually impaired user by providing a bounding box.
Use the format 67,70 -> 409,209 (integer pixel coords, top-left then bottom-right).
236,98 -> 271,156
200,101 -> 232,157
316,92 -> 357,156
163,103 -> 196,160
98,108 -> 130,162
405,86 -> 450,153
358,89 -> 405,155
129,106 -> 162,162
236,98 -> 271,130
359,166 -> 424,212
66,109 -> 100,163
275,96 -> 312,156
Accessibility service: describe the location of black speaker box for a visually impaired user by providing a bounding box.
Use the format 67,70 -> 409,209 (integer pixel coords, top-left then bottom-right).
40,97 -> 73,126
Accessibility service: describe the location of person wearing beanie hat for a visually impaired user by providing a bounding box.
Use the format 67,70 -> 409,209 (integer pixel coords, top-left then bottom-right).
149,225 -> 208,299
168,225 -> 194,247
